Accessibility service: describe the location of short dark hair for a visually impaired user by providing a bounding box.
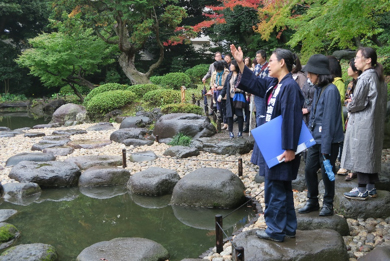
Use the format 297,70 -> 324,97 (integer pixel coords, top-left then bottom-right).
224,53 -> 231,59
222,60 -> 229,69
231,60 -> 239,72
327,56 -> 342,78
317,74 -> 334,87
256,50 -> 267,60
213,60 -> 224,71
252,58 -> 257,66
272,48 -> 295,72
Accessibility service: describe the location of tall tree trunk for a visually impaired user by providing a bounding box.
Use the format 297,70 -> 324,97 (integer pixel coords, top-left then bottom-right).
118,53 -> 151,85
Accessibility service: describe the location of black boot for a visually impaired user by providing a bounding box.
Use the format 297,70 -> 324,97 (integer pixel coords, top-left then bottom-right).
298,201 -> 319,214
319,204 -> 334,216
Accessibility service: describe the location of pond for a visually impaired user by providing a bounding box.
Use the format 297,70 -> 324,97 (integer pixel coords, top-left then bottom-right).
1,187 -> 255,260
0,112 -> 51,130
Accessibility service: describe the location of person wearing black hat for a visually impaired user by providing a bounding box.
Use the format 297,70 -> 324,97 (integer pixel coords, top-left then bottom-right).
298,54 -> 344,216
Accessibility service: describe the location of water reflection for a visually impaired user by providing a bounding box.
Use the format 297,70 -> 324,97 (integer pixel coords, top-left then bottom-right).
0,112 -> 51,130
0,187 -> 255,261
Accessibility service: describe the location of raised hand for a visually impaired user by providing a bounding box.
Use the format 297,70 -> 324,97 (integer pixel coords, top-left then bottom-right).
230,44 -> 244,63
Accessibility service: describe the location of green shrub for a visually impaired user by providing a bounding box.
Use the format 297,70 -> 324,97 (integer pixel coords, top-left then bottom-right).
86,90 -> 136,114
128,84 -> 161,98
161,103 -> 203,115
168,132 -> 192,146
0,93 -> 27,102
59,85 -> 90,96
382,57 -> 390,76
150,76 -> 164,85
160,72 -> 191,90
83,83 -> 129,106
143,89 -> 181,106
185,64 -> 209,83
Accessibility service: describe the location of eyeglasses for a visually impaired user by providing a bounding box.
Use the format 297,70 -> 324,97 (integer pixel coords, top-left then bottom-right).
354,56 -> 362,60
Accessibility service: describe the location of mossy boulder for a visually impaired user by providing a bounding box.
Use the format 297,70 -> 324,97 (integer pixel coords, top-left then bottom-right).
0,243 -> 58,261
0,222 -> 20,250
86,90 -> 136,114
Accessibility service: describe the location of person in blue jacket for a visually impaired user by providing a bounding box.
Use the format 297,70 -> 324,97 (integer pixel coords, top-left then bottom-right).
298,54 -> 344,216
230,44 -> 304,242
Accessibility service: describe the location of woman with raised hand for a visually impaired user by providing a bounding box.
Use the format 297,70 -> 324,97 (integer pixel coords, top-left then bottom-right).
230,44 -> 304,242
342,47 -> 387,200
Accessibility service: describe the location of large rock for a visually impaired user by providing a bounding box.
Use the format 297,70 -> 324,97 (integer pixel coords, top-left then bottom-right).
65,155 -> 122,170
163,146 -> 199,158
232,229 -> 348,261
296,211 -> 349,236
86,122 -> 115,131
32,123 -> 60,129
0,243 -> 58,261
358,245 -> 390,261
0,127 -> 11,132
43,99 -> 66,113
0,210 -> 17,222
170,168 -> 246,209
51,103 -> 86,125
120,116 -> 152,129
9,161 -> 81,188
79,167 -> 130,187
194,137 -> 254,155
5,153 -> 56,167
110,128 -> 149,143
334,189 -> 390,219
0,222 -> 20,251
3,183 -> 41,200
153,113 -> 216,139
128,167 -> 180,196
76,237 -> 169,261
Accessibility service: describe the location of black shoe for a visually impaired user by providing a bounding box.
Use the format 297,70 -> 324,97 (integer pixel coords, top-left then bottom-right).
256,230 -> 283,242
319,205 -> 334,216
298,202 -> 320,214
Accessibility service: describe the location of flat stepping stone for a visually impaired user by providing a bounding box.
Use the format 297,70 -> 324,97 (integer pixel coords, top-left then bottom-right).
0,210 -> 17,222
129,151 -> 157,162
232,229 -> 348,261
122,139 -> 154,147
42,147 -> 74,156
120,116 -> 152,129
334,189 -> 390,219
0,132 -> 16,138
0,243 -> 58,261
86,122 -> 115,131
79,167 -> 130,187
32,123 -> 60,129
14,127 -> 31,132
0,222 -> 20,250
24,132 -> 45,138
76,238 -> 169,261
110,128 -> 148,143
296,211 -> 349,236
52,129 -> 87,136
65,155 -> 122,170
358,245 -> 390,261
128,167 -> 180,196
195,137 -> 255,155
31,139 -> 70,151
67,139 -> 111,149
79,186 -> 127,199
163,146 -> 199,158
6,152 -> 56,167
129,194 -> 171,209
170,168 -> 246,209
0,127 -> 11,132
42,135 -> 71,141
9,161 -> 81,188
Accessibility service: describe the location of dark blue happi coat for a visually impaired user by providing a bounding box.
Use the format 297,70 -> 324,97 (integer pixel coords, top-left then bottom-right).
238,66 -> 304,181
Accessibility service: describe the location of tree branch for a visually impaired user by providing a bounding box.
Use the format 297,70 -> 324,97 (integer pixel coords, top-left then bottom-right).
146,7 -> 164,78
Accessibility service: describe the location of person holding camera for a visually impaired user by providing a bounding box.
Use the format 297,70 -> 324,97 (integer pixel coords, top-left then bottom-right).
298,54 -> 344,216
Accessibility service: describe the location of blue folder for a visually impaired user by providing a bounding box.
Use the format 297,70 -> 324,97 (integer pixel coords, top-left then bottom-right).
251,115 -> 316,168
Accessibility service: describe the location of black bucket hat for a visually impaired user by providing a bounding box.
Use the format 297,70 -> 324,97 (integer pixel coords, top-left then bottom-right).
303,54 -> 331,75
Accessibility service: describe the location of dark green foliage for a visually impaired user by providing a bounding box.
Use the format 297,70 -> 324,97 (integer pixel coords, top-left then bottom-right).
128,84 -> 161,98
0,93 -> 28,102
382,57 -> 390,75
160,73 -> 191,90
150,76 -> 164,85
143,89 -> 181,106
59,85 -> 90,96
0,224 -> 17,242
168,132 -> 192,146
185,64 -> 209,84
83,83 -> 130,106
161,103 -> 203,115
86,90 -> 136,114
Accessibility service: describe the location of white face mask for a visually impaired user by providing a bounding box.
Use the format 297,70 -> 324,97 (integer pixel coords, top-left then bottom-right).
307,78 -> 314,86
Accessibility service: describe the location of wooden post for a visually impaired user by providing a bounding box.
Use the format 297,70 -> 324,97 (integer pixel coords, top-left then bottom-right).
215,214 -> 223,254
180,86 -> 186,103
155,135 -> 159,143
235,246 -> 244,261
238,158 -> 243,177
192,93 -> 196,104
122,149 -> 127,168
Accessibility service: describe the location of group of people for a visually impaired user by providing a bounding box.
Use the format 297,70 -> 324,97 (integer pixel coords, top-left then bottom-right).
203,46 -> 387,242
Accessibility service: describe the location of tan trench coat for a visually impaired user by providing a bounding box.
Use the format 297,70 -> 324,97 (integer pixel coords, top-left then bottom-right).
341,69 -> 387,173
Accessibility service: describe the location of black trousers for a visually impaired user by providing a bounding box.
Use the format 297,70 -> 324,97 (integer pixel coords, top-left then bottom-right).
228,116 -> 243,132
305,143 -> 339,206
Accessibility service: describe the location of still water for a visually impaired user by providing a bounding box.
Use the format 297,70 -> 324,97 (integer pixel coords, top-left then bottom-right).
1,187 -> 255,260
0,112 -> 51,129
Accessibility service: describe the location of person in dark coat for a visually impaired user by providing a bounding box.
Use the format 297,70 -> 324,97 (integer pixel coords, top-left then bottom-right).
298,54 -> 344,216
230,44 -> 304,242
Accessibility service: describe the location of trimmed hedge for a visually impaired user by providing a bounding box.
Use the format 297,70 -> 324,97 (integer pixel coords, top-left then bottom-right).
143,89 -> 181,106
185,64 -> 209,83
160,72 -> 191,90
127,84 -> 161,98
150,76 -> 164,85
83,83 -> 129,106
86,90 -> 136,114
161,103 -> 203,115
